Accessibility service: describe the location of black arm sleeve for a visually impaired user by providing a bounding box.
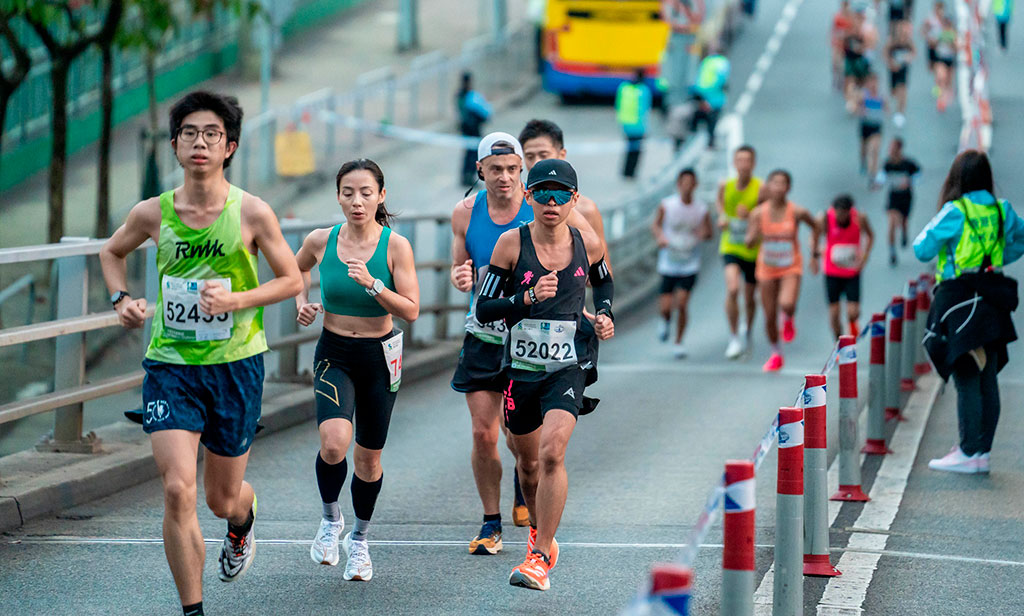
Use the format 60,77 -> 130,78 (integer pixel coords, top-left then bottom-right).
589,257 -> 615,321
475,265 -> 526,324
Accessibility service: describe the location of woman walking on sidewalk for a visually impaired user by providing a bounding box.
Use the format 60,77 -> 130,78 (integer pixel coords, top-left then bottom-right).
295,159 -> 420,578
914,151 -> 1024,474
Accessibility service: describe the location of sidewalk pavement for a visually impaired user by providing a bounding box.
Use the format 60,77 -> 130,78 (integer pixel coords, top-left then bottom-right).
0,0 -> 528,251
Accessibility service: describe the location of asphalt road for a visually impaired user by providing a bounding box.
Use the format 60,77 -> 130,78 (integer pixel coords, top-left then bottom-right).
2,0 -> 1024,614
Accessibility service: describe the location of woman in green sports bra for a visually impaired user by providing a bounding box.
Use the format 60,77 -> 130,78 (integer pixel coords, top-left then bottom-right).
294,159 -> 419,581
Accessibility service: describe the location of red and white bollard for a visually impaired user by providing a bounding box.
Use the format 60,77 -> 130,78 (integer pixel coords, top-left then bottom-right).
650,563 -> 694,615
862,313 -> 892,455
831,335 -> 870,502
900,281 -> 918,392
774,407 -> 804,616
722,460 -> 755,616
915,273 -> 932,375
802,375 -> 840,577
885,296 -> 906,422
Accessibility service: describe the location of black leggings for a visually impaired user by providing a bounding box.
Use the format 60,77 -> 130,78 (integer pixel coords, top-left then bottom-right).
314,329 -> 398,450
951,347 -> 1000,456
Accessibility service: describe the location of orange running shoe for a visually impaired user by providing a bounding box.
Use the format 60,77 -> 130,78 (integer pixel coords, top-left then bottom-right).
782,317 -> 796,343
763,352 -> 784,372
512,504 -> 530,527
509,551 -> 551,591
526,527 -> 559,570
849,320 -> 860,338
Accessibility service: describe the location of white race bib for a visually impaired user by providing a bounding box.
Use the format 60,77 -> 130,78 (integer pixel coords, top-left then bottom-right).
466,295 -> 508,344
762,240 -> 795,268
727,217 -> 749,241
510,319 -> 577,372
381,330 -> 403,392
830,244 -> 859,269
162,275 -> 232,341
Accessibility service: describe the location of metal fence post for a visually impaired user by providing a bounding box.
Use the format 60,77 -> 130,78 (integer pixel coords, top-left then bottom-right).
143,246 -> 159,344
353,92 -> 365,151
434,218 -> 452,341
277,230 -> 302,379
38,240 -> 102,453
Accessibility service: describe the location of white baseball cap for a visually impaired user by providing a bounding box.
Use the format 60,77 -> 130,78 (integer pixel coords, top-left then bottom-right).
477,132 -> 524,162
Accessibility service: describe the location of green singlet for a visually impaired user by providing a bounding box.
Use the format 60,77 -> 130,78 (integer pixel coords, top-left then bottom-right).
719,176 -> 762,262
146,185 -> 267,365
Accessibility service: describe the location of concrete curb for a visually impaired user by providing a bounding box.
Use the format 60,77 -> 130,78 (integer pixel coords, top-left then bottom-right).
0,341 -> 461,534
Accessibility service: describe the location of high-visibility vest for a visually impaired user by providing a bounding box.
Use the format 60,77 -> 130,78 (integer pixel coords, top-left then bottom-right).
697,55 -> 729,90
616,83 -> 644,126
936,197 -> 1007,282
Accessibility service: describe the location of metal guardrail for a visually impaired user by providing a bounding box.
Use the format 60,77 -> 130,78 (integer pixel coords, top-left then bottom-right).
0,127 -> 704,457
152,22 -> 535,197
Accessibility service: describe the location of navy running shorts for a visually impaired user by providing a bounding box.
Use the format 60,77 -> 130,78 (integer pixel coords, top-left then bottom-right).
142,354 -> 264,457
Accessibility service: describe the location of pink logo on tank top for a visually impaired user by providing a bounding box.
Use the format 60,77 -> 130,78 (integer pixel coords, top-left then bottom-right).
521,271 -> 534,285
574,266 -> 585,277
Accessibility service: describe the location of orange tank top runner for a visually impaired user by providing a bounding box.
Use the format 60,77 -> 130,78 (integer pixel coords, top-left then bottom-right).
756,201 -> 803,280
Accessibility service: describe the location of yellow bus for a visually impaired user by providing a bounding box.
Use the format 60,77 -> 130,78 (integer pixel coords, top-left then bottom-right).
541,0 -> 670,98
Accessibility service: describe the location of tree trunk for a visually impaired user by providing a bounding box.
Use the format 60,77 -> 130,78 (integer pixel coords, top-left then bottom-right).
96,42 -> 113,238
47,60 -> 69,244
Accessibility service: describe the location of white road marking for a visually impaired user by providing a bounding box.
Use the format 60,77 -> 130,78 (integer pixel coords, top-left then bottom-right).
816,375 -> 943,615
8,535 -> 1019,568
734,0 -> 803,119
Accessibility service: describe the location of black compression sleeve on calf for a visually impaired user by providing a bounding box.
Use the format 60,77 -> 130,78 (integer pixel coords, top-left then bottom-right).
475,265 -> 524,323
589,257 -> 614,320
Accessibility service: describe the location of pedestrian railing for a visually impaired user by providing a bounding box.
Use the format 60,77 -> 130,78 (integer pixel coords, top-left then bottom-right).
153,22 -> 535,197
624,274 -> 936,615
0,131 -> 704,461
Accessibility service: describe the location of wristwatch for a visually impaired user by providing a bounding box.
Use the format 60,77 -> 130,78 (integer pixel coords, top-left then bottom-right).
366,279 -> 385,297
110,290 -> 130,307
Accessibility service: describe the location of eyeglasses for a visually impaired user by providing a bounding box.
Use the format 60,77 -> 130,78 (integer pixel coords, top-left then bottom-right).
177,127 -> 225,144
531,189 -> 574,206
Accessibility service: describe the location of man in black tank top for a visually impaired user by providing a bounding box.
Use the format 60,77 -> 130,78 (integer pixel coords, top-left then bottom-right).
476,160 -> 614,591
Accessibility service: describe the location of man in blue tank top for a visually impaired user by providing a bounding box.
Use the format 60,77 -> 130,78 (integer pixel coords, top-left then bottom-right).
450,132 -> 534,554
450,133 -> 602,554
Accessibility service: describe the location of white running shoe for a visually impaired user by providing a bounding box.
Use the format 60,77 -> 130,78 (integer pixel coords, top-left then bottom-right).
672,343 -> 688,359
658,319 -> 670,343
343,532 -> 373,581
975,452 -> 990,474
893,112 -> 906,128
928,446 -> 980,474
725,336 -> 743,359
218,496 -> 257,582
310,516 -> 345,566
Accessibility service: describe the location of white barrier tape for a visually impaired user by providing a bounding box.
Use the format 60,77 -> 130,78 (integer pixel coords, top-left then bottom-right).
752,414 -> 780,470
724,478 -> 756,513
838,344 -> 856,365
677,481 -> 725,567
778,420 -> 804,448
802,384 -> 827,409
319,110 -> 679,154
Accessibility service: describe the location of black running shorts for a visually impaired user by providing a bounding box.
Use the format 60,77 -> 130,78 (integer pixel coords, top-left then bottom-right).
660,274 -> 698,294
451,333 -> 509,393
723,254 -> 757,285
503,366 -> 586,436
313,329 -> 398,450
825,274 -> 861,304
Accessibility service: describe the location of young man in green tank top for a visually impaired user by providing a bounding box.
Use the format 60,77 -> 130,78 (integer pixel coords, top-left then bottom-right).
716,145 -> 764,359
100,91 -> 302,616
